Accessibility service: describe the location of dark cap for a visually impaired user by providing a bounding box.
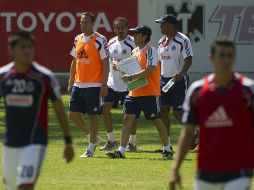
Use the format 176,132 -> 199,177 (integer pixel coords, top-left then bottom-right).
155,14 -> 177,24
129,25 -> 152,37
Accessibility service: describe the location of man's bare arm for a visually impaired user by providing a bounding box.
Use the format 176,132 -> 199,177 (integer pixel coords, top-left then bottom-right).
68,58 -> 76,93
52,99 -> 74,163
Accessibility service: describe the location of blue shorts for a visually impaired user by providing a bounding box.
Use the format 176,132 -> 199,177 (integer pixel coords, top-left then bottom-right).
124,96 -> 160,120
103,88 -> 128,104
69,86 -> 101,115
160,75 -> 189,111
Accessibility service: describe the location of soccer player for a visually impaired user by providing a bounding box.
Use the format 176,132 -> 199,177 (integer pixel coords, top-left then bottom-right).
68,12 -> 109,157
155,14 -> 194,152
1,31 -> 74,190
169,37 -> 254,190
100,17 -> 139,152
106,25 -> 172,159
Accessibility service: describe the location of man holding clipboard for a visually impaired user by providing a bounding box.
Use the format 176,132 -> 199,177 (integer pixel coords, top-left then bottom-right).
106,25 -> 172,159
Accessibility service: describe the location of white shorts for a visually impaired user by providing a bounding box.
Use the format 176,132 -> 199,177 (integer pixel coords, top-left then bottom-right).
195,177 -> 252,190
2,144 -> 46,190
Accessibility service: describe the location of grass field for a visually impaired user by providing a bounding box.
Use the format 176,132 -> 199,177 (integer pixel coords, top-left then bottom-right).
0,95 -> 197,190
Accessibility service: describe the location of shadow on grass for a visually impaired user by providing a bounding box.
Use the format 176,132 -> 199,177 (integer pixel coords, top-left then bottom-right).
84,156 -> 193,161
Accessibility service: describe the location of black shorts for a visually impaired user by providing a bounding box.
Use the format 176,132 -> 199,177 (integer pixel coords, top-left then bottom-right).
124,96 -> 160,120
69,86 -> 101,115
160,75 -> 189,111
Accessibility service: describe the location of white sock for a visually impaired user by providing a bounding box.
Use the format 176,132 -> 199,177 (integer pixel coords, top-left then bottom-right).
118,146 -> 126,155
87,143 -> 95,153
107,132 -> 115,143
163,145 -> 172,152
129,135 -> 136,146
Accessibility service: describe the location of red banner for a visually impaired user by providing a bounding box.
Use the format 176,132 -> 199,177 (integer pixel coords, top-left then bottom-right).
0,0 -> 138,72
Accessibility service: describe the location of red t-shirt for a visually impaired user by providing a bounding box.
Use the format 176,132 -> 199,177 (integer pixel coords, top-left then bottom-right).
182,73 -> 254,172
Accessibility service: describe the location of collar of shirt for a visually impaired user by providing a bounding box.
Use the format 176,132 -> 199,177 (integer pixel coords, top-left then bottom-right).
165,31 -> 179,41
137,44 -> 149,54
210,74 -> 237,93
82,32 -> 95,43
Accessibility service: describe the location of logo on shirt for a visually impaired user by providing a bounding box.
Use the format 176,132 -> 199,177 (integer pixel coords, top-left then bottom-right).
78,49 -> 88,59
113,49 -> 118,55
166,2 -> 204,43
171,45 -> 176,51
205,106 -> 233,128
122,49 -> 127,55
78,49 -> 90,64
161,55 -> 172,60
6,94 -> 33,107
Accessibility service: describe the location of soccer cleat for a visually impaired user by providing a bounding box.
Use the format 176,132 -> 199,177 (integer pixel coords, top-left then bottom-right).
155,146 -> 173,153
100,141 -> 118,151
106,150 -> 125,159
162,150 -> 174,159
80,150 -> 94,158
126,143 -> 137,152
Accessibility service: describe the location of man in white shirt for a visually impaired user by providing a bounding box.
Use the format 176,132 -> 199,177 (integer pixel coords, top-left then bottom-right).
100,17 -> 139,152
155,14 -> 193,152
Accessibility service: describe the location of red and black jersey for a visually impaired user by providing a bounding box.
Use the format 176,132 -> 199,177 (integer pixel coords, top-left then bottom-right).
0,62 -> 61,147
182,73 -> 254,172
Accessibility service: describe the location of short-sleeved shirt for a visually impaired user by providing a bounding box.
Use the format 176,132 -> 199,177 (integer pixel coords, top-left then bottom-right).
182,73 -> 254,171
108,35 -> 135,92
70,32 -> 109,88
158,32 -> 193,77
0,62 -> 61,147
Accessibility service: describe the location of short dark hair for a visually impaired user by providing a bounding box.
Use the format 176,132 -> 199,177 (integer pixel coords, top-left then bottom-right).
8,31 -> 35,49
113,17 -> 128,27
210,37 -> 235,56
81,12 -> 96,23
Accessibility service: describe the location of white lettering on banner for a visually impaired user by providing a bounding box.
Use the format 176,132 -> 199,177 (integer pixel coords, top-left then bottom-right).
37,12 -> 56,32
94,12 -> 111,32
17,12 -> 37,31
56,12 -> 75,32
177,13 -> 192,34
0,12 -> 17,32
0,12 -> 112,32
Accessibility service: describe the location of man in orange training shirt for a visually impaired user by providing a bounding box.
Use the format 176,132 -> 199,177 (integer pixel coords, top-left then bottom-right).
68,12 -> 109,158
106,25 -> 172,159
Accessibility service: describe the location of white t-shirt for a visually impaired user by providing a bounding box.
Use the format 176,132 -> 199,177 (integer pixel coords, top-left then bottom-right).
108,35 -> 135,92
70,32 -> 109,88
158,32 -> 193,78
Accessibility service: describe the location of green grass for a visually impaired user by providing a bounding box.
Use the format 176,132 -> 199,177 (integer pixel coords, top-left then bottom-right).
0,95 -> 196,190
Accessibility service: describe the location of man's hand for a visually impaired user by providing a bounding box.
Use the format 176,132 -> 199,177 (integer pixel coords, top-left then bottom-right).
64,144 -> 74,163
121,74 -> 129,82
174,73 -> 184,81
100,85 -> 108,97
169,169 -> 181,190
68,82 -> 74,94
